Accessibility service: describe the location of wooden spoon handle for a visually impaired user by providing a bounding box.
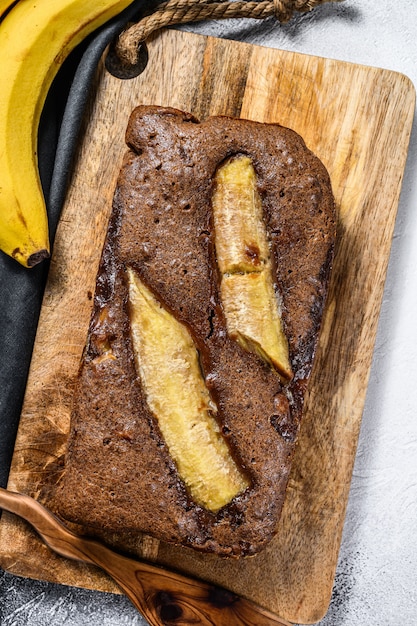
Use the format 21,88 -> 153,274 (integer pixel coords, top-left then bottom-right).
0,487 -> 292,626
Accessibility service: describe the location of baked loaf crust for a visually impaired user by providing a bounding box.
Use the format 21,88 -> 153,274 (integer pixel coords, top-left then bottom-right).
56,106 -> 336,557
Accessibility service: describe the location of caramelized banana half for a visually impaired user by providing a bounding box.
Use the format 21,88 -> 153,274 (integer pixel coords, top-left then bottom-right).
127,268 -> 249,512
212,155 -> 293,382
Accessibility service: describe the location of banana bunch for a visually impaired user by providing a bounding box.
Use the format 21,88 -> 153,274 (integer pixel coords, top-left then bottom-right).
0,0 -> 134,267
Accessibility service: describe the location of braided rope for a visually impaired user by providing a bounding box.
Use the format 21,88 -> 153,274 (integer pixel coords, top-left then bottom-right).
115,0 -> 341,66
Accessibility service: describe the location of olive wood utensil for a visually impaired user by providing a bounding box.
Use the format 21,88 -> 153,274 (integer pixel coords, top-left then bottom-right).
0,487 -> 291,625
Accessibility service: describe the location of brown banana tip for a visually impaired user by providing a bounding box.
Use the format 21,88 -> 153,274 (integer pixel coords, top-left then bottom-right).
27,249 -> 50,267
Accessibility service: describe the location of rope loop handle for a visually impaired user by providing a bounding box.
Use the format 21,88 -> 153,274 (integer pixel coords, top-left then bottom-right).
115,0 -> 342,66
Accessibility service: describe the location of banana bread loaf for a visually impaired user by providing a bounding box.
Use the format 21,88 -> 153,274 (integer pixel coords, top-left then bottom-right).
55,106 -> 336,557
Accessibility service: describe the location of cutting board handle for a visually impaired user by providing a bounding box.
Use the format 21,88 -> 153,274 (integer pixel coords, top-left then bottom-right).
0,487 -> 292,626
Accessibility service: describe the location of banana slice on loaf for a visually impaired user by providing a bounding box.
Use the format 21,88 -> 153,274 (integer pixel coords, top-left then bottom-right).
56,106 -> 336,557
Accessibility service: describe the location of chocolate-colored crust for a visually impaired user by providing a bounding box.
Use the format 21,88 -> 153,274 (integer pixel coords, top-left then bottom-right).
56,106 -> 336,557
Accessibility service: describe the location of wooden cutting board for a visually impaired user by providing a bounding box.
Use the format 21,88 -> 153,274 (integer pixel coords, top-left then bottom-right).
0,29 -> 415,624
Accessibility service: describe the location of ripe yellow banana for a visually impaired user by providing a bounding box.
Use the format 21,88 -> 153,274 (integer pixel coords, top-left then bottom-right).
0,0 -> 134,267
0,0 -> 16,20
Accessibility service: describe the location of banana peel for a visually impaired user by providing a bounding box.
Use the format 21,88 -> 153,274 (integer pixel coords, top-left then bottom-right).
0,0 -> 134,267
0,0 -> 16,20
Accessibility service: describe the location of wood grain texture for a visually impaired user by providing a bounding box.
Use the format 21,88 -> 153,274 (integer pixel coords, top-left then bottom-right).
0,29 -> 414,624
0,488 -> 291,626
